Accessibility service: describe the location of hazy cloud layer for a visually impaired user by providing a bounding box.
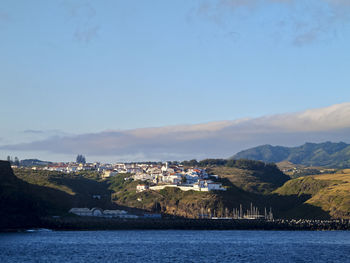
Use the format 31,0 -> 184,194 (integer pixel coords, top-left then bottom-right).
2,102 -> 350,161
61,0 -> 99,43
195,0 -> 350,45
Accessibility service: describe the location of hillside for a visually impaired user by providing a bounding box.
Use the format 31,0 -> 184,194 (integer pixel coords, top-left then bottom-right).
2,160 -> 292,221
108,161 -> 296,219
13,168 -> 116,210
108,170 -> 327,220
207,165 -> 289,194
20,159 -> 51,167
232,142 -> 350,168
274,170 -> 350,219
0,163 -> 119,229
107,173 -> 260,218
0,161 -> 55,229
2,159 -> 348,226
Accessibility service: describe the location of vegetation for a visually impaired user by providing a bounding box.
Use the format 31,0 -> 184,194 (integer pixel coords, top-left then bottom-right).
274,171 -> 350,219
183,158 -> 284,172
5,167 -> 117,216
274,177 -> 335,196
3,158 -> 350,230
232,141 -> 350,168
208,166 -> 289,194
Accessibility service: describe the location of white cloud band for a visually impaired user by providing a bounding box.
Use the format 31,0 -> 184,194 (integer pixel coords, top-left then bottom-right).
1,102 -> 350,160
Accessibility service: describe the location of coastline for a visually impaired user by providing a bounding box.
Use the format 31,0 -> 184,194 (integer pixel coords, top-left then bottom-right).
3,217 -> 349,232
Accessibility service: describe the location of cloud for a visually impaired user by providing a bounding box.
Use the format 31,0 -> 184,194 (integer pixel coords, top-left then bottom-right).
195,0 -> 350,46
74,25 -> 99,43
23,130 -> 45,134
60,0 -> 99,43
22,129 -> 70,136
2,102 -> 350,161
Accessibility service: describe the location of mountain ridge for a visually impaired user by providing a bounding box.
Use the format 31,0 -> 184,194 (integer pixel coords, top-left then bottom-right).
231,141 -> 350,168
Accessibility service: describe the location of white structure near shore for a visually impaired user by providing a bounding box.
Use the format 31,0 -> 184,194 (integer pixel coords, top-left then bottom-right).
69,207 -> 104,217
136,184 -> 149,192
69,208 -> 138,218
149,180 -> 226,192
102,170 -> 118,178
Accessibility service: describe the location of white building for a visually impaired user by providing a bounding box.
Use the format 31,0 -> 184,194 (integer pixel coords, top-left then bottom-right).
194,180 -> 226,191
146,167 -> 162,174
69,208 -> 138,218
69,207 -> 104,217
102,170 -> 118,178
136,184 -> 149,192
133,173 -> 153,181
103,209 -> 128,217
149,181 -> 226,192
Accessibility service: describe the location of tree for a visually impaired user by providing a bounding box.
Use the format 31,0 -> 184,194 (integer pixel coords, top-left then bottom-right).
181,159 -> 198,167
76,154 -> 86,164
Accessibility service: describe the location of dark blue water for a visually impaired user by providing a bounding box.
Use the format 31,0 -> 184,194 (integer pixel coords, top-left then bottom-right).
1,230 -> 350,262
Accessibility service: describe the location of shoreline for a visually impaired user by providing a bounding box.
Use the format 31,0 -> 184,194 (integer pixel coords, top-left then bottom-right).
2,217 -> 349,232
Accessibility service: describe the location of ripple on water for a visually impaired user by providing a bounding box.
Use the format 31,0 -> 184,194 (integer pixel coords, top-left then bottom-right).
1,230 -> 350,263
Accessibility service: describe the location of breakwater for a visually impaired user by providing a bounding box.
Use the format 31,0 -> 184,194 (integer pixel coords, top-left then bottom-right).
38,217 -> 350,231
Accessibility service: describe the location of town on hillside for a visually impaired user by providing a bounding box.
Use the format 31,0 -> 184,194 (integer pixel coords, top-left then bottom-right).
9,156 -> 226,192
6,156 -> 279,221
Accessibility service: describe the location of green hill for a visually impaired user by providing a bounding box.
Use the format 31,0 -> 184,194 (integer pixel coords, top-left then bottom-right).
108,160 -> 297,219
3,159 -> 348,227
107,172 -> 259,218
1,160 -> 291,221
232,142 -> 350,168
0,160 -> 63,229
274,171 -> 350,219
0,162 -> 118,229
207,165 -> 289,194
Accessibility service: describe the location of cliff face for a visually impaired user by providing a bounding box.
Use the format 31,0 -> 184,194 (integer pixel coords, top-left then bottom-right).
0,161 -> 24,206
0,163 -> 121,229
0,161 -> 41,229
0,161 -> 18,184
0,161 -> 71,229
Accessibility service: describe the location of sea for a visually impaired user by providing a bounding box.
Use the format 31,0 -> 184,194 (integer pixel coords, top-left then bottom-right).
1,230 -> 350,262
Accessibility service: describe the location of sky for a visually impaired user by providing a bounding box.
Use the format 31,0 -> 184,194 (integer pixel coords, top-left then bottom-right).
1,0 -> 350,162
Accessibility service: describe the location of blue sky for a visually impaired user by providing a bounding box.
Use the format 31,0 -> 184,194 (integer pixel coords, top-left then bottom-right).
1,0 -> 350,162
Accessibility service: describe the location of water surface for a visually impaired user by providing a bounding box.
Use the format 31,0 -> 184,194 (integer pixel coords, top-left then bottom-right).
1,230 -> 350,262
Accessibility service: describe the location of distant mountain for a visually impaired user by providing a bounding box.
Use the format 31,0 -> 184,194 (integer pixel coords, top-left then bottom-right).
231,142 -> 350,168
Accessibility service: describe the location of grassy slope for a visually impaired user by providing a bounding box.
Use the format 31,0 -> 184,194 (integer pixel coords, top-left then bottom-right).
5,163 -> 347,220
108,174 -> 227,218
208,166 -> 289,194
13,168 -> 117,212
275,170 -> 350,219
0,162 -> 75,228
108,167 -> 294,218
11,166 -> 314,219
